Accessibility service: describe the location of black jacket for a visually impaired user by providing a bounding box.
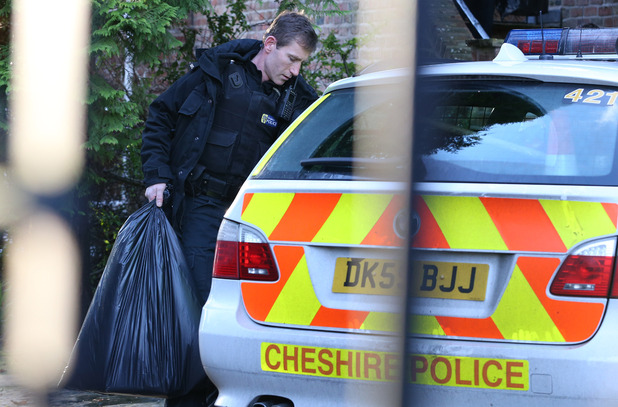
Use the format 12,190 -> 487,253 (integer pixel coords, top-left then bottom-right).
141,39 -> 318,219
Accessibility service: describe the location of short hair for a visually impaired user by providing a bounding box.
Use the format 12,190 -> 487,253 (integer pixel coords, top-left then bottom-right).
263,11 -> 318,54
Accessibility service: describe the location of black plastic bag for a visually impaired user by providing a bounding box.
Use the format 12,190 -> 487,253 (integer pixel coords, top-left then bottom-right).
60,201 -> 208,398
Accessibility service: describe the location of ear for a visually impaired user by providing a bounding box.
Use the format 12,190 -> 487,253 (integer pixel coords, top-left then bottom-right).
264,36 -> 277,53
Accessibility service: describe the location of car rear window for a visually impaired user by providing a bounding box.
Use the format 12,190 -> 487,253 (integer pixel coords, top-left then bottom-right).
256,77 -> 618,185
255,87 -> 408,181
416,79 -> 618,185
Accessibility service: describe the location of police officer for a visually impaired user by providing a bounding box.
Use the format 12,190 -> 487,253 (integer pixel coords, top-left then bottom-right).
141,11 -> 318,407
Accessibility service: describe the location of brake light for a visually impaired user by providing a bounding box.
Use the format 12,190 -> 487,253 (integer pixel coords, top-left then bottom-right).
212,220 -> 278,281
517,39 -> 559,54
550,239 -> 616,297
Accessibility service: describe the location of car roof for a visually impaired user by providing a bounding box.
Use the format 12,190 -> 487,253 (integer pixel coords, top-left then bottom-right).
325,43 -> 618,92
324,68 -> 410,93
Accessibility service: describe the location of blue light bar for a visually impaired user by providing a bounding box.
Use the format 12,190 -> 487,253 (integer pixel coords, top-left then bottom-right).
505,28 -> 563,55
504,28 -> 618,57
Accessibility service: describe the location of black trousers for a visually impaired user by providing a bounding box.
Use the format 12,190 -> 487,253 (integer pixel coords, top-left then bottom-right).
166,194 -> 229,407
179,194 -> 229,303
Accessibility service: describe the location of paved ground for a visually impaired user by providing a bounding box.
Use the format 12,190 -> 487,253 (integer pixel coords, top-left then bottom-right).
0,368 -> 165,407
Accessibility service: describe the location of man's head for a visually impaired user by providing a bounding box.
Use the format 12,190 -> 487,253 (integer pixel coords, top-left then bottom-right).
263,11 -> 318,54
253,11 -> 318,85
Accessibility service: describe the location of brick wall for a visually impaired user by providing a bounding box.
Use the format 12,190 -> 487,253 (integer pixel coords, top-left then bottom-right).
140,1 -> 618,95
188,1 -> 360,51
185,0 -> 618,66
425,0 -> 476,60
187,1 -> 417,71
553,0 -> 618,28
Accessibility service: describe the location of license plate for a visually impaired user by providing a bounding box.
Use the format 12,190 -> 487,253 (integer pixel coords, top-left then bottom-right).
332,257 -> 403,295
410,261 -> 489,301
332,258 -> 488,301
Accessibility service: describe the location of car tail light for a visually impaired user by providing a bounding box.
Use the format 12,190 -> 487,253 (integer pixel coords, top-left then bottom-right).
212,220 -> 278,281
550,238 -> 616,297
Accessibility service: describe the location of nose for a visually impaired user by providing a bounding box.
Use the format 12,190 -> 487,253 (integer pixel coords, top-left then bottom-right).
290,61 -> 301,77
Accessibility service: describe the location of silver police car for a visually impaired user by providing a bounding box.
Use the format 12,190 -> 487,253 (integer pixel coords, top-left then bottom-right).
200,28 -> 618,407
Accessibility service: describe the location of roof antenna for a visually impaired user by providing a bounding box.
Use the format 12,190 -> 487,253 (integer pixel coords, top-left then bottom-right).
539,10 -> 553,60
577,15 -> 583,58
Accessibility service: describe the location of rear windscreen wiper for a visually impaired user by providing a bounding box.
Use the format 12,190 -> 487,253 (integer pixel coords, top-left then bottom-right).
300,157 -> 395,168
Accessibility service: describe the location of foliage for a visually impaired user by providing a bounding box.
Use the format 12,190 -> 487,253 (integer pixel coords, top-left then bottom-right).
303,31 -> 358,93
207,0 -> 250,47
0,0 -> 9,289
0,0 -> 9,161
87,0 -> 209,152
276,0 -> 341,15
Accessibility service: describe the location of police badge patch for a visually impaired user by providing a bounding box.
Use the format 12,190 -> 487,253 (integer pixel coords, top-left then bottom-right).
261,114 -> 278,128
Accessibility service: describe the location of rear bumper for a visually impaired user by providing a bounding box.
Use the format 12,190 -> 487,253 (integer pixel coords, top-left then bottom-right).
200,281 -> 618,407
199,279 -> 402,407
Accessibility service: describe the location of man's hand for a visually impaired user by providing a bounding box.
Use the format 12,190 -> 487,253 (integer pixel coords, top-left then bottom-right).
145,183 -> 167,207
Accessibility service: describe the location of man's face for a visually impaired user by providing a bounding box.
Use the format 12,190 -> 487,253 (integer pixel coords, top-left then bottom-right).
263,37 -> 311,86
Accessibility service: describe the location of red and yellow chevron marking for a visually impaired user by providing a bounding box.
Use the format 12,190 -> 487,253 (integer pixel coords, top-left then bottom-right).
241,245 -> 399,331
413,195 -> 618,252
239,192 -> 616,342
412,257 -> 605,342
411,195 -> 616,342
240,192 -> 404,332
241,192 -> 405,246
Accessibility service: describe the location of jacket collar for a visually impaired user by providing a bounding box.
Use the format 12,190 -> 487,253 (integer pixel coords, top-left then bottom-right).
198,39 -> 262,84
